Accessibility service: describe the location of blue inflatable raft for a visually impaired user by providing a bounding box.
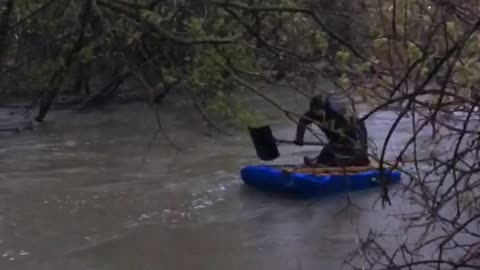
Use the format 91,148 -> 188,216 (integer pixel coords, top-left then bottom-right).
240,165 -> 402,198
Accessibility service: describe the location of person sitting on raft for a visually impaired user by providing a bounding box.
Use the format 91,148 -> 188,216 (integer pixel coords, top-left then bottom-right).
293,94 -> 370,167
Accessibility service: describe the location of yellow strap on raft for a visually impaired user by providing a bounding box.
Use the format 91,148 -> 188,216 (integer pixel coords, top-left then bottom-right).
282,160 -> 394,176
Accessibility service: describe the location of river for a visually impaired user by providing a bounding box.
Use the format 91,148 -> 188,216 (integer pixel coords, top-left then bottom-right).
0,90 -> 474,270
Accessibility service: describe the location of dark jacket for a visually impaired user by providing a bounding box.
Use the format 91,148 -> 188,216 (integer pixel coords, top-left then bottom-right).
296,98 -> 367,148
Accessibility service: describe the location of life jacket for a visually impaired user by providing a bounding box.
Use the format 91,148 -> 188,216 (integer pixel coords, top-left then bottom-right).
314,96 -> 368,149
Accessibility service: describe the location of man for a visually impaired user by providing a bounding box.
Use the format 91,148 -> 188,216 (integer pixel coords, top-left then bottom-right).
293,94 -> 370,167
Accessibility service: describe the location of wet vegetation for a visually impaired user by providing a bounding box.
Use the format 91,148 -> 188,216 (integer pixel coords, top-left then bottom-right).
2,0 -> 480,269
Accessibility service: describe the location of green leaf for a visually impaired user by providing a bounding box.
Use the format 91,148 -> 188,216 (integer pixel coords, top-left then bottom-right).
407,41 -> 422,61
335,50 -> 350,66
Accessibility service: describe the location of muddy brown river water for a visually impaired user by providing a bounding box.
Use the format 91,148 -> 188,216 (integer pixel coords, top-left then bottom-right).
0,92 -> 474,270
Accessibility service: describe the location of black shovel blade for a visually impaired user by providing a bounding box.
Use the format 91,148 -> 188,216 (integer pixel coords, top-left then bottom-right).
248,125 -> 280,161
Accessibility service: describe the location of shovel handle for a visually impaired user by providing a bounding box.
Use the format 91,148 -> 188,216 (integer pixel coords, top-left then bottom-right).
275,138 -> 325,146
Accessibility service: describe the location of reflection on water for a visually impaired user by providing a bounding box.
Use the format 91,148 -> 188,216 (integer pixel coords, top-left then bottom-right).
0,97 -> 473,270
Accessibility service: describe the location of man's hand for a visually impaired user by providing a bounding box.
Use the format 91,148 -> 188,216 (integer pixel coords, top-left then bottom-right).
293,138 -> 304,146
